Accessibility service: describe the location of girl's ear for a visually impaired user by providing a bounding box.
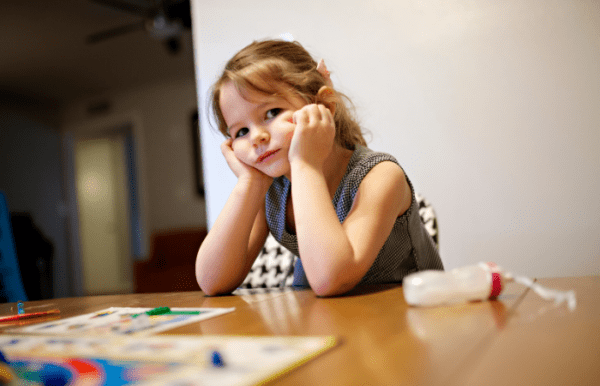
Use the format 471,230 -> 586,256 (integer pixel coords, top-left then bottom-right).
317,59 -> 333,88
316,86 -> 337,115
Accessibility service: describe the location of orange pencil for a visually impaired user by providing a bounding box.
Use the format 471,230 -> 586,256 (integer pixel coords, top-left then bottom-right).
0,309 -> 60,322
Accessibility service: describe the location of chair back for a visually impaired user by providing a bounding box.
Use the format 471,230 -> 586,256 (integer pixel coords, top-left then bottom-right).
415,192 -> 439,249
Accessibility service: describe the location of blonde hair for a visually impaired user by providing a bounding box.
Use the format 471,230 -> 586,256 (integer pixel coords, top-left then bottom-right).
210,40 -> 366,149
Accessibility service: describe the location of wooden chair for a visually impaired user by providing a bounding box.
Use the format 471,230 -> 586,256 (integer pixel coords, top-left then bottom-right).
133,228 -> 206,293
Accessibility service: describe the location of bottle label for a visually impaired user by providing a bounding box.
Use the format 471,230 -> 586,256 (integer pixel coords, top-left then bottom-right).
480,262 -> 503,299
490,272 -> 502,299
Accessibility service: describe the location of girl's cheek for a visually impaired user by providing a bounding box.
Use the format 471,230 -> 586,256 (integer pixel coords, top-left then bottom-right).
231,143 -> 241,158
233,145 -> 250,164
286,117 -> 295,142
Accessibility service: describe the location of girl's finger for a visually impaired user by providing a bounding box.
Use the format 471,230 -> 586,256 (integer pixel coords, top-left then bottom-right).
221,139 -> 232,153
318,104 -> 333,125
304,104 -> 322,126
293,108 -> 309,126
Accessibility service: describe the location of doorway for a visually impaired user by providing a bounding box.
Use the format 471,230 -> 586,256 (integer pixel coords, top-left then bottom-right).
72,124 -> 141,295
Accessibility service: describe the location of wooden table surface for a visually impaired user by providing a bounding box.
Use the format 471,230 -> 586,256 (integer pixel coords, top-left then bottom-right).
1,276 -> 597,385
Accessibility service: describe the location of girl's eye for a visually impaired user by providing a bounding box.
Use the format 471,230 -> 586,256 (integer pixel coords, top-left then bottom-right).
234,127 -> 249,139
265,108 -> 282,120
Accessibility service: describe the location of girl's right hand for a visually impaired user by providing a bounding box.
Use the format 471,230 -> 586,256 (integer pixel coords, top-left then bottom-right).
221,138 -> 273,189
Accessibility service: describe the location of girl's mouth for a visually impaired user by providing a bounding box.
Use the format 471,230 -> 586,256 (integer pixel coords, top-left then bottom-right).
257,149 -> 280,163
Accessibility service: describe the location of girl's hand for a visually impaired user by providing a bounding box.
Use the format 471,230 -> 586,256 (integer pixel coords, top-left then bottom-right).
288,103 -> 336,170
221,139 -> 273,189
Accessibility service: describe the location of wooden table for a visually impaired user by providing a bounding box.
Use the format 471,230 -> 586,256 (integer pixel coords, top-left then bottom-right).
1,276 -> 597,385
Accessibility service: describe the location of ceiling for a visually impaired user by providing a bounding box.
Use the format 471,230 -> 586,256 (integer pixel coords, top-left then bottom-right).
0,0 -> 195,109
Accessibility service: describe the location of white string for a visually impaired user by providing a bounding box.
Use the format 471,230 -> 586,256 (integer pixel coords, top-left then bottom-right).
512,275 -> 577,311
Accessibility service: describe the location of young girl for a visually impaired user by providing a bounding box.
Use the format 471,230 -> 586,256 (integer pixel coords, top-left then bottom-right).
196,40 -> 443,297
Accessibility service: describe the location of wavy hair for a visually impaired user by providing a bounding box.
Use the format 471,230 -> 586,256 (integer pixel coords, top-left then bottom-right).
210,40 -> 366,149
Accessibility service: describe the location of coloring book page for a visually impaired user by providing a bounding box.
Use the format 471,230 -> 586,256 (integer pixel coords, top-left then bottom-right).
0,334 -> 337,386
7,307 -> 235,336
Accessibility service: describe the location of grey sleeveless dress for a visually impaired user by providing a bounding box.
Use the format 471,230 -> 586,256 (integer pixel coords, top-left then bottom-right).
265,146 -> 443,287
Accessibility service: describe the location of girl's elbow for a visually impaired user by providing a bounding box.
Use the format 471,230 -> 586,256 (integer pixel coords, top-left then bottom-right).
311,276 -> 357,297
197,278 -> 229,296
201,285 -> 222,297
196,276 -> 213,296
313,285 -> 341,297
196,267 -> 239,296
308,260 -> 361,297
195,269 -> 221,296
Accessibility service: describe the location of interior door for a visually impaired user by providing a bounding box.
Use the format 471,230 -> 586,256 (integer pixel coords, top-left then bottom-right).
74,134 -> 132,295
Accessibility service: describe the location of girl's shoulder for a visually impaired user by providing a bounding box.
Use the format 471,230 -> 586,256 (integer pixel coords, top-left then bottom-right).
333,146 -> 407,216
345,146 -> 402,181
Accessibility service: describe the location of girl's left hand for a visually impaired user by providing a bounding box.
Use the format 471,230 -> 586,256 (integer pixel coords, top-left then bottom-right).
288,103 -> 336,170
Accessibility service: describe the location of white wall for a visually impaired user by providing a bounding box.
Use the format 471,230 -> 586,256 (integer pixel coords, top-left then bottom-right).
192,0 -> 600,278
63,78 -> 206,236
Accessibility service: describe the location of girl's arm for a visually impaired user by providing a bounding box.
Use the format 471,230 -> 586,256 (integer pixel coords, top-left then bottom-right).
195,140 -> 271,296
289,104 -> 410,296
291,161 -> 409,297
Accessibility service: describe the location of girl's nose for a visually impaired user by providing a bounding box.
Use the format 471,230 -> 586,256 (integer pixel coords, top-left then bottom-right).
251,127 -> 270,147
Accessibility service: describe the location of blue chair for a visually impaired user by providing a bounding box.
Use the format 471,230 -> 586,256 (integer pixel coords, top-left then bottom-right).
0,191 -> 28,303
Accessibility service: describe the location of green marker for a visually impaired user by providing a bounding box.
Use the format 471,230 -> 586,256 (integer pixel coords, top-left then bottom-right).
145,307 -> 171,316
132,307 -> 202,318
166,311 -> 201,315
131,306 -> 170,318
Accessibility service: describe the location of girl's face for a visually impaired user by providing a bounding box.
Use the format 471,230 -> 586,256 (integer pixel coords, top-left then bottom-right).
219,80 -> 305,178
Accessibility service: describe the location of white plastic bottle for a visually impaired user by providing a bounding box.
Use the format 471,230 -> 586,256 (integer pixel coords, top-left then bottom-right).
403,262 -> 503,307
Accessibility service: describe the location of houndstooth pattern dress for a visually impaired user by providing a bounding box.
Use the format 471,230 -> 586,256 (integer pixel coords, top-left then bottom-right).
241,146 -> 443,289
